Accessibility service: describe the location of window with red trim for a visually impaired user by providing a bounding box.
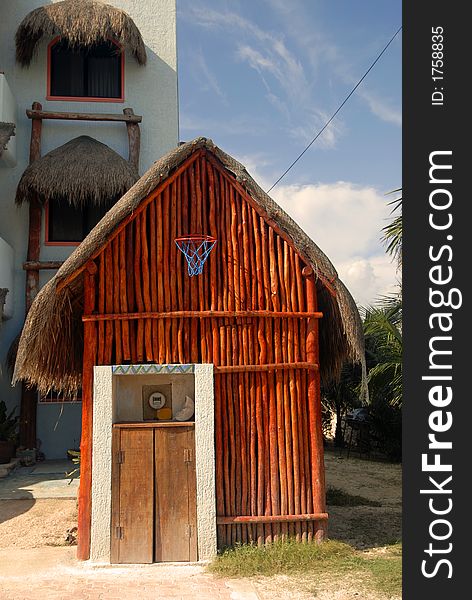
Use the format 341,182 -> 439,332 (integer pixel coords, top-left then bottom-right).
48,38 -> 124,101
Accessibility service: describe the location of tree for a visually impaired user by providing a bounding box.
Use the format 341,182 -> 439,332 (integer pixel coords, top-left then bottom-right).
322,363 -> 361,446
361,192 -> 403,459
381,190 -> 402,268
364,296 -> 402,408
321,189 -> 403,455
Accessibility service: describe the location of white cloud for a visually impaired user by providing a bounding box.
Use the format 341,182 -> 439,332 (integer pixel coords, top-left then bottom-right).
270,182 -> 398,304
182,4 -> 344,147
220,158 -> 398,304
287,108 -> 343,149
358,90 -> 402,126
193,50 -> 228,104
180,114 -> 267,138
337,256 -> 399,306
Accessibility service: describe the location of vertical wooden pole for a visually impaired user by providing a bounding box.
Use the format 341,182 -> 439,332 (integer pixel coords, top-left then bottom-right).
125,222 -> 137,363
140,206 -> 153,361
303,266 -> 327,541
104,244 -> 114,364
77,261 -> 98,560
156,195 -> 166,363
112,237 -> 122,364
123,108 -> 140,172
97,254 -> 105,364
149,198 -> 158,361
169,182 -> 178,361
20,102 -> 43,449
118,231 -> 130,360
134,215 -> 145,362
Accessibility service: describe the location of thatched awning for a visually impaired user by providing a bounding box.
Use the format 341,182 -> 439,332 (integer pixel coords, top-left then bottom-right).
0,122 -> 15,158
13,137 -> 366,396
15,136 -> 139,207
16,0 -> 147,67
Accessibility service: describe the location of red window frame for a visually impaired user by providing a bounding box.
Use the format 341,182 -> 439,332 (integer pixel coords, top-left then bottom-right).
46,35 -> 125,103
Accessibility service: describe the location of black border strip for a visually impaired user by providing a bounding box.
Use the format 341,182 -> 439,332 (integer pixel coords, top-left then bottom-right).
403,3 -> 467,597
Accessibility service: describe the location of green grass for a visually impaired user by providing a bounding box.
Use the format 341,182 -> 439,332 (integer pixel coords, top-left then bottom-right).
363,545 -> 402,597
209,539 -> 402,597
326,486 -> 382,507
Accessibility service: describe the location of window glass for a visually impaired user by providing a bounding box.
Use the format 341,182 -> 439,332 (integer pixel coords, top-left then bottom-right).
50,39 -> 122,98
48,198 -> 115,243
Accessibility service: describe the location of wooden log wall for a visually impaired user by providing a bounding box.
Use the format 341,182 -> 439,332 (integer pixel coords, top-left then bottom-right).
81,150 -> 326,554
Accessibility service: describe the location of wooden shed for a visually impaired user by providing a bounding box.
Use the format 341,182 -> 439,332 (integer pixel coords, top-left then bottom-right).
14,137 -> 365,563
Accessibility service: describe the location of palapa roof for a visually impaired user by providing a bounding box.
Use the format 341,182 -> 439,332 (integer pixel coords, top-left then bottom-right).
15,136 -> 139,207
13,137 -> 366,396
0,122 -> 15,158
16,0 -> 147,67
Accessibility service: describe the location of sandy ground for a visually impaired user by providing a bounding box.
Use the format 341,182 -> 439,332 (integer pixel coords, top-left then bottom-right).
0,448 -> 401,599
251,448 -> 402,600
0,547 -> 247,600
0,499 -> 77,549
324,448 -> 402,550
252,573 -> 393,600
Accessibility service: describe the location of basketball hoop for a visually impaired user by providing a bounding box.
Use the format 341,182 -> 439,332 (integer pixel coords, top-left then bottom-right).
175,234 -> 217,276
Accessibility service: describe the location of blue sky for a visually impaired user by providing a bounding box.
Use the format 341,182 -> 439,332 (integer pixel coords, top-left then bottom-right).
177,0 -> 402,305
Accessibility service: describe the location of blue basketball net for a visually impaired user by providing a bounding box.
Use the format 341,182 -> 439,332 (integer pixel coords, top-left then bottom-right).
175,236 -> 217,276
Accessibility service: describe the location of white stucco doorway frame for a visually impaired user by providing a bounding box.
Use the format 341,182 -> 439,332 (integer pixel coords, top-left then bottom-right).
89,363 -> 216,563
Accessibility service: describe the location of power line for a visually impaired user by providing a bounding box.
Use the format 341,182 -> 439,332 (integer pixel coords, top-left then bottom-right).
267,26 -> 402,193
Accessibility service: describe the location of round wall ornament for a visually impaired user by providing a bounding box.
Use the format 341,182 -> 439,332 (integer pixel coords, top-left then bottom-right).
148,391 -> 166,410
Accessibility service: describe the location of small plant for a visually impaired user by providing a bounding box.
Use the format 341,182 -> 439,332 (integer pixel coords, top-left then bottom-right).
65,449 -> 80,483
0,400 -> 18,442
0,400 -> 19,464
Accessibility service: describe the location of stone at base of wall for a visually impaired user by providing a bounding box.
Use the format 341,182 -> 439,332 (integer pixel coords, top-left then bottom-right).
16,448 -> 37,466
0,457 -> 21,478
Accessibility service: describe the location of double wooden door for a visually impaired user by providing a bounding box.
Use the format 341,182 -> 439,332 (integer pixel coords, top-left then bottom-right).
111,424 -> 197,563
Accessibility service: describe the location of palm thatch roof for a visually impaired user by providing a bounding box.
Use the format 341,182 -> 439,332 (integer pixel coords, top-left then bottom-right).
15,136 -> 139,207
0,122 -> 15,158
13,137 -> 366,396
16,0 -> 147,67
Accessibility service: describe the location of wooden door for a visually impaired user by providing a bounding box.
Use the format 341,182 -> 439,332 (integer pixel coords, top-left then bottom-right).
110,427 -> 154,563
154,426 -> 197,562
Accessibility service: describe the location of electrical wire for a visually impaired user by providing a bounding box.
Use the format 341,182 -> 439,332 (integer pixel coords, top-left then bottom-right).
267,26 -> 402,193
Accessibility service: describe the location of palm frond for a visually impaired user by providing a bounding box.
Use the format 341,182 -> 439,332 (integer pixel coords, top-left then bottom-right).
382,192 -> 402,267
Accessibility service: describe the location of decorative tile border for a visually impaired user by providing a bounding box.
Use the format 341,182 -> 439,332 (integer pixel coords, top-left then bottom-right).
112,363 -> 195,375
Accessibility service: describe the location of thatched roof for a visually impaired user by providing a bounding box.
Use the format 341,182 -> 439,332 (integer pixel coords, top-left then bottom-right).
0,123 -> 15,158
16,0 -> 147,67
13,137 -> 366,396
15,136 -> 139,207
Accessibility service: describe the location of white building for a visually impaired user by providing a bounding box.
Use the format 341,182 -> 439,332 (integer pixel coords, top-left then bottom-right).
0,0 -> 178,458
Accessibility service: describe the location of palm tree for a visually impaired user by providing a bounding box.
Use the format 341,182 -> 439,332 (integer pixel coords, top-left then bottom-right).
322,363 -> 361,446
381,190 -> 402,268
363,296 -> 402,408
364,189 -> 402,407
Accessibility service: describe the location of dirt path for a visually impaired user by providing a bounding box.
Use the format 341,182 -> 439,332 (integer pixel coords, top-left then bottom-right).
0,547 -> 249,600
